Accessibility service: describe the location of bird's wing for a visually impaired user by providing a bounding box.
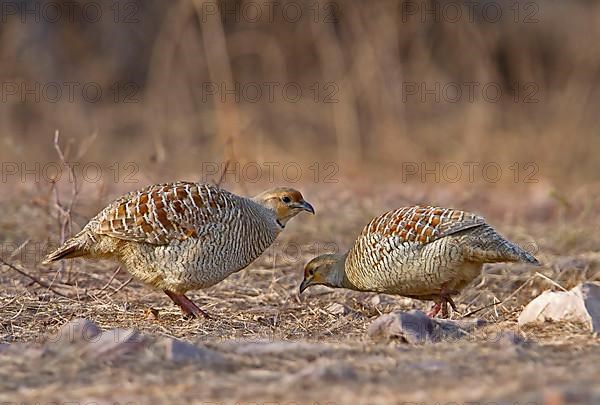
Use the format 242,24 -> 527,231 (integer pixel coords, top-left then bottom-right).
93,182 -> 236,245
363,206 -> 485,245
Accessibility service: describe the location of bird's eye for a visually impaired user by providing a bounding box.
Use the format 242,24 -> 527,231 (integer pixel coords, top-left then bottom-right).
308,269 -> 314,276
282,196 -> 291,203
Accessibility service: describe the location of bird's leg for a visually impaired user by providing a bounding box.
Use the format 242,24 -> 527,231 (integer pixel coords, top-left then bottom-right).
427,302 -> 442,317
163,290 -> 210,319
438,283 -> 459,319
445,295 -> 458,312
441,300 -> 450,318
427,284 -> 459,318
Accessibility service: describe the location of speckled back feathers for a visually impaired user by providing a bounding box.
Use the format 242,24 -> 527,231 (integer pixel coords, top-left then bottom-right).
92,182 -> 235,244
363,206 -> 485,245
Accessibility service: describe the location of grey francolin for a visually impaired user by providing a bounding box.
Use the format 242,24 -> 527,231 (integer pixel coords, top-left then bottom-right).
300,206 -> 539,317
44,182 -> 314,318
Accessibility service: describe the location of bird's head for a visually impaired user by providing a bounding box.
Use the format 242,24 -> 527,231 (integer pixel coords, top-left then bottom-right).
299,253 -> 347,293
253,187 -> 314,227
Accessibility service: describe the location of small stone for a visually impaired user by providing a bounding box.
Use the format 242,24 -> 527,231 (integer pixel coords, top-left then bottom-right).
518,291 -> 586,325
369,294 -> 396,306
47,318 -> 101,346
580,282 -> 600,332
85,328 -> 147,359
434,317 -> 487,337
325,302 -> 351,315
368,310 -> 486,344
161,338 -> 229,368
368,310 -> 434,344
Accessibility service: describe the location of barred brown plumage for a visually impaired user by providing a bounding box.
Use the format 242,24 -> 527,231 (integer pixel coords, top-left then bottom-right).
43,181 -> 315,318
300,205 -> 539,318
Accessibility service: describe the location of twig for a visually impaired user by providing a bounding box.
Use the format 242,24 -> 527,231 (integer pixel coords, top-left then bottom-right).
534,271 -> 568,292
214,159 -> 230,187
462,275 -> 536,318
51,130 -> 83,283
461,298 -> 506,318
100,266 -> 122,291
109,277 -> 133,296
0,294 -> 20,309
0,258 -> 72,299
53,130 -> 79,241
8,239 -> 30,261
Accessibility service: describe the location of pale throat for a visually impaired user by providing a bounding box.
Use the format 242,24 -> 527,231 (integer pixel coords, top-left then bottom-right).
273,209 -> 297,228
269,210 -> 290,231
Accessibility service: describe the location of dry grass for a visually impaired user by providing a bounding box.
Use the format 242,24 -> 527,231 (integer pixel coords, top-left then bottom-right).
1,181 -> 600,403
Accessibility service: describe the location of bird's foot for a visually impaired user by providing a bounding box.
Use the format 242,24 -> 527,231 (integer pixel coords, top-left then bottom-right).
164,290 -> 211,319
427,303 -> 442,317
429,285 -> 459,318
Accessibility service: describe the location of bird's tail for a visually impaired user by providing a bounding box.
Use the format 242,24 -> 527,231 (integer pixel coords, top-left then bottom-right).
464,225 -> 540,265
43,230 -> 92,264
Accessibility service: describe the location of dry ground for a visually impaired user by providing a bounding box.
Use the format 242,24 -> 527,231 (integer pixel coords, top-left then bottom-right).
1,181 -> 599,404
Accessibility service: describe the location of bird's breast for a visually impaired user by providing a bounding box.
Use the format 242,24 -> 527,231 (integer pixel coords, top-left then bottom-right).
345,234 -> 467,295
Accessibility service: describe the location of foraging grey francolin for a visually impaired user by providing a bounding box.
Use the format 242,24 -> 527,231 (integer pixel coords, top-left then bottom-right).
300,206 -> 539,317
44,182 -> 314,317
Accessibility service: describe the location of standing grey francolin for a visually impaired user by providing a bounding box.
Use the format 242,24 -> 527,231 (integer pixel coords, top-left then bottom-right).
44,182 -> 314,318
300,206 -> 539,317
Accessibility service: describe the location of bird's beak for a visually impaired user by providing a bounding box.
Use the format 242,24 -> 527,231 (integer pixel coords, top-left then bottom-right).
299,278 -> 310,294
295,200 -> 315,214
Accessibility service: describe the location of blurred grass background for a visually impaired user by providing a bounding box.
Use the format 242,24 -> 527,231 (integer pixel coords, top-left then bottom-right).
0,0 -> 598,189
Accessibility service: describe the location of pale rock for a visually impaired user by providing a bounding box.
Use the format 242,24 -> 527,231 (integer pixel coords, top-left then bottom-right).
325,302 -> 351,315
369,294 -> 396,306
518,282 -> 600,332
46,318 -> 101,346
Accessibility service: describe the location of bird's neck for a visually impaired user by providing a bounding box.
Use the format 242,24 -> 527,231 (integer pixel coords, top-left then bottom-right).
245,198 -> 284,234
328,252 -> 357,290
249,196 -> 289,228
